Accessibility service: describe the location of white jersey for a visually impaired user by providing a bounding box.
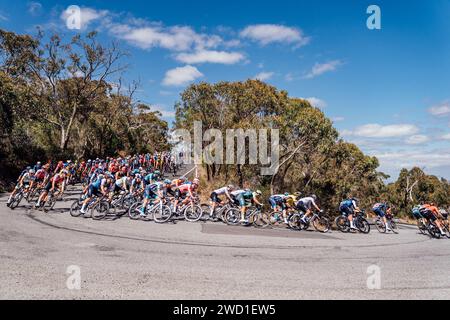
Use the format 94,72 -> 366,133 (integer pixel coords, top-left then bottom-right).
22,173 -> 32,184
213,187 -> 229,196
298,197 -> 317,209
231,190 -> 245,197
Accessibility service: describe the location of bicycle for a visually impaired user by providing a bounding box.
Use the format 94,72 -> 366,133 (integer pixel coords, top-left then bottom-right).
35,190 -> 61,212
375,213 -> 399,234
128,200 -> 172,223
8,186 -> 29,210
170,196 -> 203,222
335,210 -> 370,234
224,205 -> 269,227
204,201 -> 237,222
288,209 -> 331,233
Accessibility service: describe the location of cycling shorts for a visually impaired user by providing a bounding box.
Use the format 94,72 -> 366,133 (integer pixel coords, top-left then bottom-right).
373,208 -> 385,217
339,205 -> 354,216
210,192 -> 221,203
88,185 -> 102,198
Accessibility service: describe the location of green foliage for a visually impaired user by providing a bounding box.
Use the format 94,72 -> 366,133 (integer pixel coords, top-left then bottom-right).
0,29 -> 169,190
174,81 -> 450,215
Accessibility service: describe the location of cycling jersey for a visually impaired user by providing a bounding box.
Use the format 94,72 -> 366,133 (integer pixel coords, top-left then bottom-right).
213,187 -> 229,196
178,183 -> 193,194
298,197 -> 317,210
21,173 -> 33,184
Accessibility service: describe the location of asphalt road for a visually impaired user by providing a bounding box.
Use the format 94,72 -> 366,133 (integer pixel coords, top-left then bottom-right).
1,186 -> 449,300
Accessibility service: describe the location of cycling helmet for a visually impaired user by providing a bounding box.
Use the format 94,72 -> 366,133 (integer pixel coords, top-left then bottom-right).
255,190 -> 262,196
164,179 -> 172,185
29,169 -> 35,174
311,194 -> 318,200
154,170 -> 161,176
294,191 -> 302,197
227,185 -> 234,190
135,174 -> 142,180
61,170 -> 68,175
284,192 -> 289,197
192,178 -> 200,185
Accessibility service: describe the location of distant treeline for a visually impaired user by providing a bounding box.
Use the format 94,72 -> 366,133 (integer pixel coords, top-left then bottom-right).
174,81 -> 450,216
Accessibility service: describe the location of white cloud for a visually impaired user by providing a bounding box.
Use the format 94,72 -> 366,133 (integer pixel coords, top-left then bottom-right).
111,24 -> 222,52
152,105 -> 176,118
162,65 -> 203,87
27,2 -> 42,16
175,50 -> 244,64
332,116 -> 345,122
304,60 -> 342,79
429,101 -> 450,117
377,150 -> 450,170
442,133 -> 450,140
240,24 -> 309,46
0,11 -> 8,21
405,135 -> 429,145
344,124 -> 419,138
304,97 -> 327,109
285,73 -> 296,82
253,71 -> 274,81
60,7 -> 108,30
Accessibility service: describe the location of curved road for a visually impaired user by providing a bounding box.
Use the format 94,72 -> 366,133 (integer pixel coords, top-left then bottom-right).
0,188 -> 449,299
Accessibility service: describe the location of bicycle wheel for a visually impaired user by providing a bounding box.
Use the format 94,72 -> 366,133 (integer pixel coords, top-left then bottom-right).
389,220 -> 399,234
225,208 -> 241,226
9,193 -> 23,210
70,200 -> 83,217
288,213 -> 302,230
128,203 -> 142,220
418,220 -> 428,235
153,204 -> 173,223
427,223 -> 441,239
184,204 -> 203,222
356,218 -> 370,234
91,201 -> 110,220
43,196 -> 56,211
312,215 -> 330,233
200,203 -> 211,221
268,211 -> 284,227
253,212 -> 270,228
375,219 -> 386,233
335,216 -> 349,233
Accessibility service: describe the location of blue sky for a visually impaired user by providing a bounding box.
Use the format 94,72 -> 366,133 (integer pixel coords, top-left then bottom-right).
1,0 -> 449,180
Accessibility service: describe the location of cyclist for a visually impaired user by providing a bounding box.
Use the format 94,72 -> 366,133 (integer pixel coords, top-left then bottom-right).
210,185 -> 235,217
269,192 -> 296,224
372,202 -> 393,232
140,182 -> 160,217
113,174 -> 130,195
7,169 -> 35,207
339,197 -> 360,230
420,203 -> 446,236
235,189 -> 264,224
173,178 -> 200,213
130,174 -> 144,195
79,174 -> 112,215
36,170 -> 67,208
297,195 -> 323,224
